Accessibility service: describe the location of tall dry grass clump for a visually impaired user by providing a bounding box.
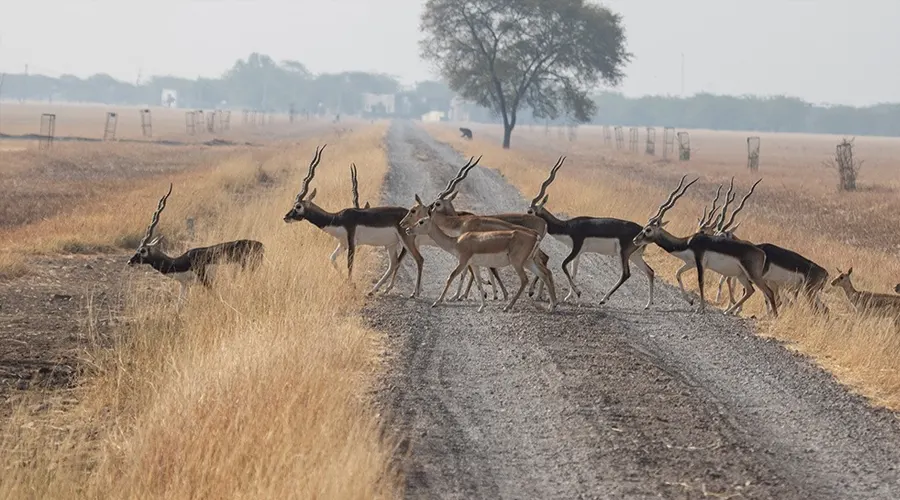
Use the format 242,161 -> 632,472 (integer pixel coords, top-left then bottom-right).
0,126 -> 400,499
425,124 -> 900,411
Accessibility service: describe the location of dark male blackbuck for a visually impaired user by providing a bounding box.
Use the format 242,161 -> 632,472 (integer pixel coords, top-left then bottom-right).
632,175 -> 778,317
128,183 -> 265,301
698,178 -> 828,312
283,145 -> 425,297
524,156 -> 656,308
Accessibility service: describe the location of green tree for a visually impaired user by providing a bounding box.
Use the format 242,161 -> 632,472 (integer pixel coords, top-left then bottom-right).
419,0 -> 631,148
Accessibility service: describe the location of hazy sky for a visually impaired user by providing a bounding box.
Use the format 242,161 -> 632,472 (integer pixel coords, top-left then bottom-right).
1,0 -> 898,106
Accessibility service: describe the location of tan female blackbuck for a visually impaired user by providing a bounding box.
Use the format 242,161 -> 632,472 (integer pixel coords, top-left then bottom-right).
406,215 -> 556,313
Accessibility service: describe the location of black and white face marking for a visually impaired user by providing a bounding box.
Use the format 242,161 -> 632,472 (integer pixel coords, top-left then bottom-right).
283,189 -> 317,223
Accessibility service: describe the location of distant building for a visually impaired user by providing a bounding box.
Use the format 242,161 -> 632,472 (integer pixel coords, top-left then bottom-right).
421,110 -> 446,122
362,93 -> 396,115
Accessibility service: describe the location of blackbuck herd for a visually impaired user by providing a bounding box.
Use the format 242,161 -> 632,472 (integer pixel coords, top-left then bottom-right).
127,144 -> 900,320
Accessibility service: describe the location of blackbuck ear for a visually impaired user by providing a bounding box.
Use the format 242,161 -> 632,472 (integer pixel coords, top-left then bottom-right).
415,194 -> 423,205
847,267 -> 853,275
660,221 -> 670,228
541,194 -> 548,206
308,188 -> 317,201
446,190 -> 459,202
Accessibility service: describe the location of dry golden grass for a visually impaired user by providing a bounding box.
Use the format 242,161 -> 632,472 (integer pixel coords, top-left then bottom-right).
0,125 -> 400,498
0,251 -> 27,280
426,123 -> 900,412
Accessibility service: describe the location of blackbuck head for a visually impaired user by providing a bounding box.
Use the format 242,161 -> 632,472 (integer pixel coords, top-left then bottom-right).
830,267 -> 855,290
400,156 -> 481,228
405,215 -> 434,237
129,183 -> 173,266
526,156 -> 566,216
283,144 -> 326,223
400,194 -> 433,229
429,155 -> 481,215
633,174 -> 699,247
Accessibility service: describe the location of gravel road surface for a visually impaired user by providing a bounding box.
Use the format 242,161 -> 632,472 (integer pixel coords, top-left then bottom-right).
371,121 -> 900,499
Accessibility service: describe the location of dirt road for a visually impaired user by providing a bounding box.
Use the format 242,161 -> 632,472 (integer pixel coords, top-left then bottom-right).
372,121 -> 900,499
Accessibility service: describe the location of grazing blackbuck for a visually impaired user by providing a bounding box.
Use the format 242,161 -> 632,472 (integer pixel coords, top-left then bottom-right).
128,183 -> 265,301
283,145 -> 424,297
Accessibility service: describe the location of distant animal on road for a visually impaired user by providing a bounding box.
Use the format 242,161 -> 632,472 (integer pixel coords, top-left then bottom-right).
459,127 -> 473,140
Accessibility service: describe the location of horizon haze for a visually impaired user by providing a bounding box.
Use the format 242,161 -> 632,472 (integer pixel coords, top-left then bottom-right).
1,0 -> 898,106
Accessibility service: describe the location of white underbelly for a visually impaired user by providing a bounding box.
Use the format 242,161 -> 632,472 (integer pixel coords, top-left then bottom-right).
551,234 -> 574,248
702,252 -> 744,277
323,225 -> 399,247
671,249 -> 695,265
764,264 -> 804,287
168,270 -> 199,285
581,237 -> 620,255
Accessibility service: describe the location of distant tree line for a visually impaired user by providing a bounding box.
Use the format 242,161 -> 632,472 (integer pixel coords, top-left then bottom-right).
0,53 -> 455,119
1,52 -> 898,137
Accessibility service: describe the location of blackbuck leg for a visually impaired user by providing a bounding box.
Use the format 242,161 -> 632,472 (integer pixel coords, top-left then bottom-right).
399,233 -> 424,298
380,246 -> 408,295
345,227 -> 357,283
472,267 -> 490,313
724,272 -> 755,315
491,268 -> 508,300
629,249 -> 656,310
369,244 -> 402,295
435,259 -> 471,308
525,258 -> 557,312
504,264 -> 531,312
571,254 -> 582,281
674,263 -> 697,305
695,257 -> 707,313
329,243 -> 346,272
714,275 -> 727,303
561,240 -> 585,302
454,266 -> 482,301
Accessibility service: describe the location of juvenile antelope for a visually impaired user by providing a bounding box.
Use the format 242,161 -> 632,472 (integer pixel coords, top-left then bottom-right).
406,215 -> 556,313
283,145 -> 425,297
526,156 -> 656,308
632,176 -> 778,317
128,183 -> 265,301
831,268 -> 900,315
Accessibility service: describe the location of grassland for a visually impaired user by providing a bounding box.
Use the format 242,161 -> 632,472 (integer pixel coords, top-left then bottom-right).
425,122 -> 900,412
0,110 -> 398,498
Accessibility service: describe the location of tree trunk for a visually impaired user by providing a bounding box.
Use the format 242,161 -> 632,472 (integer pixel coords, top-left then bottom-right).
502,123 -> 514,149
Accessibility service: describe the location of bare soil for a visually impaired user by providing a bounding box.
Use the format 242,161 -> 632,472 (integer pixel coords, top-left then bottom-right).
0,253 -> 130,400
372,121 -> 900,499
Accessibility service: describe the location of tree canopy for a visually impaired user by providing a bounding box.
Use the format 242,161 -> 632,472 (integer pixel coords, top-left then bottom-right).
420,0 -> 631,148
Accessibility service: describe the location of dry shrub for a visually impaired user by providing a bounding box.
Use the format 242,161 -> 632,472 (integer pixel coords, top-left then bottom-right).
0,125 -> 400,499
425,123 -> 900,411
